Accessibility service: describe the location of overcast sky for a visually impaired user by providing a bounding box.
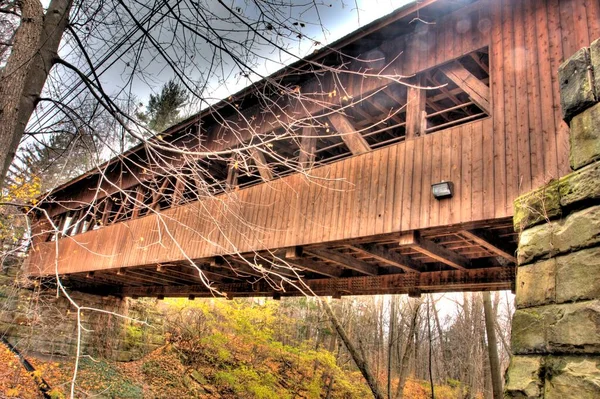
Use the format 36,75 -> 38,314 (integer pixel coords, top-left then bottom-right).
60,0 -> 414,112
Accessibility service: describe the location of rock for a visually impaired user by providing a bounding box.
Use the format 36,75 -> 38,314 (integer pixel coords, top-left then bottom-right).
512,307 -> 548,354
570,102 -> 600,170
518,205 -> 600,265
559,47 -> 596,122
516,259 -> 556,309
556,246 -> 600,303
513,300 -> 600,355
591,38 -> 600,100
504,356 -> 543,398
514,181 -> 561,231
559,162 -> 600,207
190,369 -> 207,385
544,356 -> 600,399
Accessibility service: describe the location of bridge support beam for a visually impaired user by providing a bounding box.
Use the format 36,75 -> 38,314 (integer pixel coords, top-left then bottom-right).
505,40 -> 600,399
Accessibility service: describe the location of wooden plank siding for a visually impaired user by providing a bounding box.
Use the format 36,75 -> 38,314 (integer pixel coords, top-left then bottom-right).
26,0 -> 600,276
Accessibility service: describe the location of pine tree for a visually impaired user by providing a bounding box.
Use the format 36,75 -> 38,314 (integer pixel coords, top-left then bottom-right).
140,79 -> 188,132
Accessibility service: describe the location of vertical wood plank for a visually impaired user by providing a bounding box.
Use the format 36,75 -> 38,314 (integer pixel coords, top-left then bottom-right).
375,146 -> 389,236
491,0 -> 507,218
481,118 -> 495,220
585,0 -> 600,42
419,133 -> 433,228
400,139 -> 415,231
502,0 -> 518,214
438,130 -> 453,225
514,0 -> 532,194
393,141 -> 406,231
383,143 -> 398,234
449,126 -> 462,225
429,132 -> 443,227
471,123 -> 484,221
524,0 -> 545,189
352,155 -> 367,238
359,152 -> 375,237
341,156 -> 358,240
461,123 -> 473,222
548,0 -> 569,177
409,137 -> 424,230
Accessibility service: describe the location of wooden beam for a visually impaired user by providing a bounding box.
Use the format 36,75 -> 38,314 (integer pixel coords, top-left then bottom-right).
305,248 -> 378,276
351,244 -> 422,274
298,127 -> 317,169
131,185 -> 145,218
439,61 -> 491,114
119,266 -> 515,298
282,256 -> 343,278
249,148 -> 273,181
171,177 -> 185,205
226,154 -> 239,189
328,113 -> 371,155
459,230 -> 517,263
405,75 -> 427,138
399,232 -> 470,270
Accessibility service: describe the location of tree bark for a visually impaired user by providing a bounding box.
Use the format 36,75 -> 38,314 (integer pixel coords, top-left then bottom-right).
0,0 -> 72,186
394,298 -> 421,399
387,296 -> 397,399
483,292 -> 502,399
322,299 -> 385,399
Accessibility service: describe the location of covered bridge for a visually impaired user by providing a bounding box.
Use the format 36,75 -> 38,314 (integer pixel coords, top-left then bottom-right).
24,0 -> 600,298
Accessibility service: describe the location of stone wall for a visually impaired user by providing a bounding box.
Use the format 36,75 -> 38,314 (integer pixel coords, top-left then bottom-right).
0,263 -> 164,361
505,39 -> 600,398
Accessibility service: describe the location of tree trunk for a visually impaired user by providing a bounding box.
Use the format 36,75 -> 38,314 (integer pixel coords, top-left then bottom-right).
387,296 -> 397,399
483,292 -> 502,399
322,299 -> 385,399
0,0 -> 72,186
394,298 -> 421,399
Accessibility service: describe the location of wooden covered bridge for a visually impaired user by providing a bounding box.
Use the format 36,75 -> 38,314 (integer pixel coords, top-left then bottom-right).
24,0 -> 600,298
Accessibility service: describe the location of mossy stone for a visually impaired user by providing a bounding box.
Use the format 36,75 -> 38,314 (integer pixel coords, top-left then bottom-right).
570,102 -> 600,170
591,38 -> 600,99
514,181 -> 561,232
544,356 -> 600,399
558,162 -> 600,207
518,205 -> 600,265
516,259 -> 556,309
556,246 -> 600,304
504,356 -> 543,398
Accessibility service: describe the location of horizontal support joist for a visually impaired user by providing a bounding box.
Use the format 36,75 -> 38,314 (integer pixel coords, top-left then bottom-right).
399,232 -> 470,270
283,247 -> 343,278
350,244 -> 422,273
305,248 -> 379,276
117,266 -> 515,298
459,230 -> 517,263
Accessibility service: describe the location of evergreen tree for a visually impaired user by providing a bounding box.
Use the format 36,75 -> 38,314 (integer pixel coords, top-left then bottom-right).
139,79 -> 188,132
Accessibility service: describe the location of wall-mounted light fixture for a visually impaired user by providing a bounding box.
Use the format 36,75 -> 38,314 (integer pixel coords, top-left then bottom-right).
432,181 -> 454,200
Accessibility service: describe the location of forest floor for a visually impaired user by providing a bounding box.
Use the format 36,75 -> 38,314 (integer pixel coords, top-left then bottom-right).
0,298 -> 472,399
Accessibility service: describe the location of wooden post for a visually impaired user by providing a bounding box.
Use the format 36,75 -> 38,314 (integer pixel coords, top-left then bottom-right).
298,127 -> 317,169
226,154 -> 239,189
405,75 -> 427,138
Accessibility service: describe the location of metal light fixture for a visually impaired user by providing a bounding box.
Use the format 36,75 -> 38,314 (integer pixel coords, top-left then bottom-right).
432,181 -> 454,200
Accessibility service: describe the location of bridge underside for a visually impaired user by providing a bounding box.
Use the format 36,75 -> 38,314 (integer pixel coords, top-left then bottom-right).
51,218 -> 516,298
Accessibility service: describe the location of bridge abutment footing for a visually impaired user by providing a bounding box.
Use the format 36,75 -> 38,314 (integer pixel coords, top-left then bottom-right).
0,265 -> 164,361
505,38 -> 600,398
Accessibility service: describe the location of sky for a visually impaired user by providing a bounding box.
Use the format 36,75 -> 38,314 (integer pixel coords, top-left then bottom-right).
59,0 -> 415,115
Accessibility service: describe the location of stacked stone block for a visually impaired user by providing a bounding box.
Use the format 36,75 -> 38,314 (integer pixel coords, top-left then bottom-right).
505,39 -> 600,398
0,265 -> 164,361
